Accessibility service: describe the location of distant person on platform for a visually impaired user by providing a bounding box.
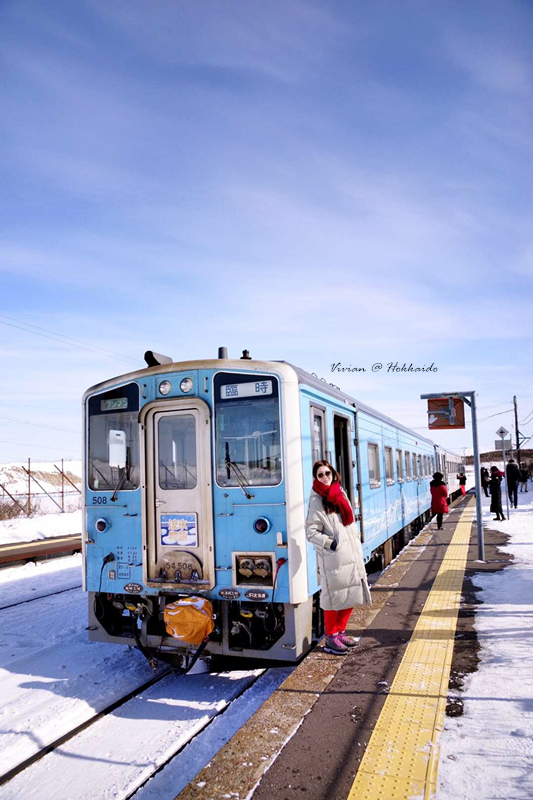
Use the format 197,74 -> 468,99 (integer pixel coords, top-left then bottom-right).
490,466 -> 505,521
519,464 -> 529,493
506,459 -> 521,508
430,472 -> 449,530
457,472 -> 467,496
480,466 -> 490,497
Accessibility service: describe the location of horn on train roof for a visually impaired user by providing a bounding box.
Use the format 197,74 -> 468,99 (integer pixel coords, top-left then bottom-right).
218,347 -> 228,359
144,351 -> 173,367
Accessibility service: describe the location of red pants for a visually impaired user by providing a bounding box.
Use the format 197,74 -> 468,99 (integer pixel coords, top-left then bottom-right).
461,486 -> 466,495
324,608 -> 353,635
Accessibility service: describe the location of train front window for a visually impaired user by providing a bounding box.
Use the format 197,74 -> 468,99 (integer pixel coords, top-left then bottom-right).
87,383 -> 140,491
214,372 -> 282,487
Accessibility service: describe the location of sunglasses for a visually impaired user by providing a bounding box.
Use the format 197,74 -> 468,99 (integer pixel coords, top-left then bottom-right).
317,470 -> 332,478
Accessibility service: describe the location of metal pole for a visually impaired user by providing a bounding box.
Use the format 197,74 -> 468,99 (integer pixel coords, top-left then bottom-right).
61,458 -> 64,511
501,435 -> 510,520
514,396 -> 521,465
470,392 -> 485,560
28,457 -> 31,514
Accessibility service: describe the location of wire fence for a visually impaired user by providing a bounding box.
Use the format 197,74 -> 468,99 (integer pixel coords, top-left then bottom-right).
0,459 -> 82,519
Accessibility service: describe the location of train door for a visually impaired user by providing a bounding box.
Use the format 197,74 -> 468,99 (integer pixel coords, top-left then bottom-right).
333,414 -> 354,502
142,399 -> 215,589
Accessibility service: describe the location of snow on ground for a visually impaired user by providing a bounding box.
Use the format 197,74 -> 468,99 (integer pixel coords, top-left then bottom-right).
0,509 -> 82,546
438,480 -> 533,800
0,553 -> 82,608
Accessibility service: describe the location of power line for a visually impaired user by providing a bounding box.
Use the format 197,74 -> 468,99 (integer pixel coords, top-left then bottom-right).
0,439 -> 79,453
0,315 -> 139,365
0,414 -> 79,434
520,409 -> 533,425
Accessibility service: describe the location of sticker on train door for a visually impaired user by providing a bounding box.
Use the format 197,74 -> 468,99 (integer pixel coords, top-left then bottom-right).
160,513 -> 198,547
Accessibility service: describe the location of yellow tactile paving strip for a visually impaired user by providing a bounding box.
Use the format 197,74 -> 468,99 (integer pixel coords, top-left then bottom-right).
348,498 -> 475,800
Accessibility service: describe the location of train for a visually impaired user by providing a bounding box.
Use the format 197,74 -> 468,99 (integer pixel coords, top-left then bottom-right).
82,349 -> 464,668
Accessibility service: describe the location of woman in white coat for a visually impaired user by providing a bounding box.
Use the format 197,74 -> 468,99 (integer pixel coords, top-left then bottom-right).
306,460 -> 371,655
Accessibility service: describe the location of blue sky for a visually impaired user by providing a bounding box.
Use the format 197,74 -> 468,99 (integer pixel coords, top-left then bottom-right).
1,0 -> 532,462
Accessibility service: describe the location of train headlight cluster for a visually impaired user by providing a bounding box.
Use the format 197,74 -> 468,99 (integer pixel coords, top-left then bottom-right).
158,380 -> 172,396
180,377 -> 193,393
95,517 -> 111,533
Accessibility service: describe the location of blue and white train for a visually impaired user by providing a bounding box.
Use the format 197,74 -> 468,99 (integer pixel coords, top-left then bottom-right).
82,350 -> 464,665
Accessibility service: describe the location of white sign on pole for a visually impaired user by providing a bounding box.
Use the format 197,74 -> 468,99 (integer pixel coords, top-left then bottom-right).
496,426 -> 509,438
494,439 -> 512,451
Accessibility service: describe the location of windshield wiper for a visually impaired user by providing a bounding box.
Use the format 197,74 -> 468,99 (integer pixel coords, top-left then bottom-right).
110,447 -> 131,502
225,442 -> 254,499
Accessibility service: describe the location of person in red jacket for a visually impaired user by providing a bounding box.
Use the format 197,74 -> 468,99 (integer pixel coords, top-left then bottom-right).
430,472 -> 449,530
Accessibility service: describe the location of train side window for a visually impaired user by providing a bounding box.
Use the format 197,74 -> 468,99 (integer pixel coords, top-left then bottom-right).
368,443 -> 381,488
384,446 -> 394,485
412,453 -> 418,479
396,449 -> 404,482
405,451 -> 411,481
310,405 -> 327,463
334,414 -> 354,501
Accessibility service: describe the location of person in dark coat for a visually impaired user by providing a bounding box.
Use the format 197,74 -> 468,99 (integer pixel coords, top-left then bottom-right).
457,472 -> 467,495
519,464 -> 529,493
430,472 -> 449,530
506,459 -> 521,508
490,466 -> 505,521
480,467 -> 490,497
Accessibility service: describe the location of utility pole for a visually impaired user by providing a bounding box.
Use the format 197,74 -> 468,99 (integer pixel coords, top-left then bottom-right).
514,396 -> 521,465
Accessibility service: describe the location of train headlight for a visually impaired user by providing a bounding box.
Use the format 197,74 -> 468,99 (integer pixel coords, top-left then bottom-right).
95,517 -> 111,533
253,517 -> 271,534
180,377 -> 193,393
159,380 -> 172,395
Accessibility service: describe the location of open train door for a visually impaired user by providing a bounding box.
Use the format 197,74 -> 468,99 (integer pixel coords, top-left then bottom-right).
141,398 -> 215,590
333,409 -> 363,539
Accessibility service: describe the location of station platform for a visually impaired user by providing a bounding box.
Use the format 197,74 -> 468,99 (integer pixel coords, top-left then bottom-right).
177,492 -> 510,800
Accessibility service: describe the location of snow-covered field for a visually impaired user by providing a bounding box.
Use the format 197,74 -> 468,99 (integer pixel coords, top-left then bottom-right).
438,482 -> 533,799
0,509 -> 81,546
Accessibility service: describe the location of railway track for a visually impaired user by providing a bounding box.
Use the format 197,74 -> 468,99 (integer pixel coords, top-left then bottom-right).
0,661 -> 280,800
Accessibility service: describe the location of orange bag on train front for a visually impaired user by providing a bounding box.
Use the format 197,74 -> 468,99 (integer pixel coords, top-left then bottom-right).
163,597 -> 215,645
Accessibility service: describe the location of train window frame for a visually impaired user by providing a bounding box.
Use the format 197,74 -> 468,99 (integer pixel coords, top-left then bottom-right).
310,404 -> 327,465
367,442 -> 381,488
213,370 -> 283,489
412,453 -> 418,479
396,448 -> 404,482
405,450 -> 411,481
87,382 -> 140,492
384,446 -> 394,485
157,413 -> 197,491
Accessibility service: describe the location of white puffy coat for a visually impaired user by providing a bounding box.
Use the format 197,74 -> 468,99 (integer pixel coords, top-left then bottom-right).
305,489 -> 371,611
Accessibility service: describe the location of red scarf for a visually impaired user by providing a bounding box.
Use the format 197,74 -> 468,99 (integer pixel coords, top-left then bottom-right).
312,479 -> 354,526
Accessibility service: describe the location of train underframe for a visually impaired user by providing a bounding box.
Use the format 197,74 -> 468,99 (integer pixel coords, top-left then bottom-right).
88,590 -> 320,665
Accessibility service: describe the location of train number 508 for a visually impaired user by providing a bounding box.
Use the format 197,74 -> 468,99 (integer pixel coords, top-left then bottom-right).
92,496 -> 108,505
